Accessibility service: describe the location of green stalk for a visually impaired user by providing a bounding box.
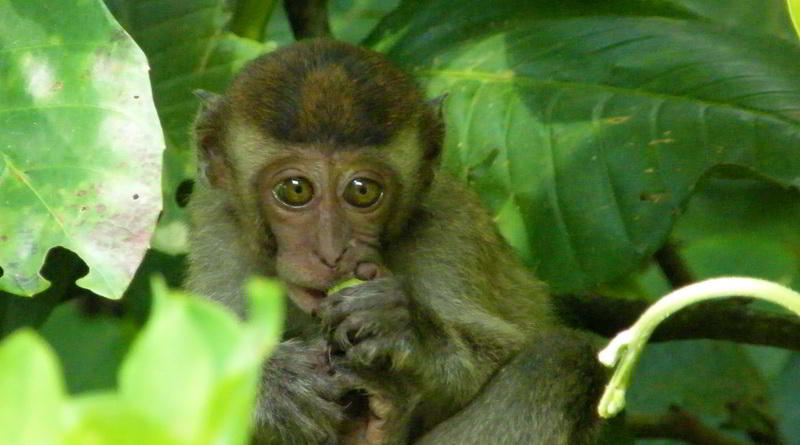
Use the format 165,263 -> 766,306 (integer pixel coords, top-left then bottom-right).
229,0 -> 278,41
597,277 -> 800,418
789,0 -> 800,38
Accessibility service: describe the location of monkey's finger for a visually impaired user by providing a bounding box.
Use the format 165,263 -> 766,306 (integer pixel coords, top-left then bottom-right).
330,312 -> 379,349
345,339 -> 392,369
355,262 -> 392,281
347,334 -> 415,371
330,367 -> 365,395
321,289 -> 404,328
318,296 -> 348,327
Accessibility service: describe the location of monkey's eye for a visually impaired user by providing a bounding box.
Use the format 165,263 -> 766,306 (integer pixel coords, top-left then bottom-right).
273,177 -> 314,207
343,177 -> 383,208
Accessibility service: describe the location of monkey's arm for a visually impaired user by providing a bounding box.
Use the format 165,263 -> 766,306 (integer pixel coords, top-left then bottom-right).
415,329 -> 606,445
252,339 -> 358,445
320,175 -> 556,428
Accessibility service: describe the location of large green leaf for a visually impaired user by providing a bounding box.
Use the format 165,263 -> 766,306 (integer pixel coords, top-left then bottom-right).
628,341 -> 774,443
369,0 -> 800,293
676,0 -> 796,40
106,0 -> 269,254
0,0 -> 164,297
773,353 -> 800,443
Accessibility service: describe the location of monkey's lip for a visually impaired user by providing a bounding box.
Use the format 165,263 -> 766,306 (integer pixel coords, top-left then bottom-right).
286,283 -> 328,313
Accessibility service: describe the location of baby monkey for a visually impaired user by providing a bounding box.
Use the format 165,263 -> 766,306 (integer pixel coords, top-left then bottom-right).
186,39 -> 604,445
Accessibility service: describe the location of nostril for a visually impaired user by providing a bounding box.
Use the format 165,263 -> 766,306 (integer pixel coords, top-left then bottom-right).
355,262 -> 379,280
320,257 -> 336,268
316,248 -> 346,269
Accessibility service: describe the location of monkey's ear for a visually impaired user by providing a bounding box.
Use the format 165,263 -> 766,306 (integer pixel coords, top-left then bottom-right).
422,93 -> 447,162
193,90 -> 230,189
193,89 -> 223,111
428,93 -> 448,118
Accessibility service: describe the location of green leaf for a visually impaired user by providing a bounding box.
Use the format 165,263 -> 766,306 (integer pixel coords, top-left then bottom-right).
106,0 -> 269,254
244,277 -> 285,347
117,277 -> 283,444
370,0 -> 800,293
773,353 -> 800,442
39,301 -> 128,393
119,281 -> 241,442
675,0 -> 796,40
0,277 -> 283,444
330,0 -> 401,43
64,393 -> 176,445
0,329 -> 66,445
628,340 -> 770,422
0,0 -> 164,298
789,0 -> 800,38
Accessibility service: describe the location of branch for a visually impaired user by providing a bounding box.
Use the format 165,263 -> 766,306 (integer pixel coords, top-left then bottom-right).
628,406 -> 751,445
284,0 -> 331,39
654,241 -> 695,288
556,292 -> 800,352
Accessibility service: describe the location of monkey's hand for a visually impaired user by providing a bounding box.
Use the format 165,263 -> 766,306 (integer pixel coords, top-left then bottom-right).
319,277 -> 420,373
254,339 -> 358,444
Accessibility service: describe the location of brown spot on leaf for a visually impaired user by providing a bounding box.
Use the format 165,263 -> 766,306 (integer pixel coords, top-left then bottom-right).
603,116 -> 630,124
640,192 -> 671,203
648,138 -> 675,146
132,194 -> 139,200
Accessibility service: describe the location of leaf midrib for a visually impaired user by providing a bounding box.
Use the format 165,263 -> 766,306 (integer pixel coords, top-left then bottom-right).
415,68 -> 800,131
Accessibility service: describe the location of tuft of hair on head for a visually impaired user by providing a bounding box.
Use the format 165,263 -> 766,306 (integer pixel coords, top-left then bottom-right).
227,39 -> 439,152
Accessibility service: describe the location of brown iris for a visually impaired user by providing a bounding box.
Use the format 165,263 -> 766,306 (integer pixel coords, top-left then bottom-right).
343,177 -> 383,208
273,177 -> 314,207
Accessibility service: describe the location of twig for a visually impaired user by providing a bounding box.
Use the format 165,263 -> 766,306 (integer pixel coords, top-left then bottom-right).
284,0 -> 331,39
654,241 -> 694,288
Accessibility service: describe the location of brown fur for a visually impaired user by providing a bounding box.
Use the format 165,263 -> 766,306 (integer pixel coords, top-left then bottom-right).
187,39 -> 604,445
228,40 -> 426,148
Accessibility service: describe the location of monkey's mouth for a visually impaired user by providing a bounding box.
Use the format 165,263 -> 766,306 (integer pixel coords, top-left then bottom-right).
286,283 -> 328,313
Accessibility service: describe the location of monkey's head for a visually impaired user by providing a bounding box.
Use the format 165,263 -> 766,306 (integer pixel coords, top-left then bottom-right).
193,39 -> 444,312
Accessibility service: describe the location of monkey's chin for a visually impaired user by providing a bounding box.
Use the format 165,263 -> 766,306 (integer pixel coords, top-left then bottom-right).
285,283 -> 328,313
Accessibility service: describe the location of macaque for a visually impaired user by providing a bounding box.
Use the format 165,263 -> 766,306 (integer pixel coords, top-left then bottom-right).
186,39 -> 605,445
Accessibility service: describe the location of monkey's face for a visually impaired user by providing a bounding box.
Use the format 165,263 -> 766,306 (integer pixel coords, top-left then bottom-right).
257,148 -> 396,313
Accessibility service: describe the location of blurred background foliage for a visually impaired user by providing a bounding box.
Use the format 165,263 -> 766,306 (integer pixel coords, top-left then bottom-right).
1,0 -> 800,443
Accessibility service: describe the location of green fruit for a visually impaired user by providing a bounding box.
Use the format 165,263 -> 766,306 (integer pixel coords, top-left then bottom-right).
327,278 -> 365,295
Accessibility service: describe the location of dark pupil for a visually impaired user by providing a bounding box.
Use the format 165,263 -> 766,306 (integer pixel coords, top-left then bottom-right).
293,183 -> 304,194
357,184 -> 367,195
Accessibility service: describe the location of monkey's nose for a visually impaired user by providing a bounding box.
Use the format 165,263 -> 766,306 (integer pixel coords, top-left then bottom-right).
316,248 -> 345,269
320,256 -> 338,268
355,262 -> 379,280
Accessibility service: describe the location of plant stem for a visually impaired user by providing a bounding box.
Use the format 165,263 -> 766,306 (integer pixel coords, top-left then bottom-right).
597,277 -> 800,418
229,0 -> 278,41
654,241 -> 694,288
